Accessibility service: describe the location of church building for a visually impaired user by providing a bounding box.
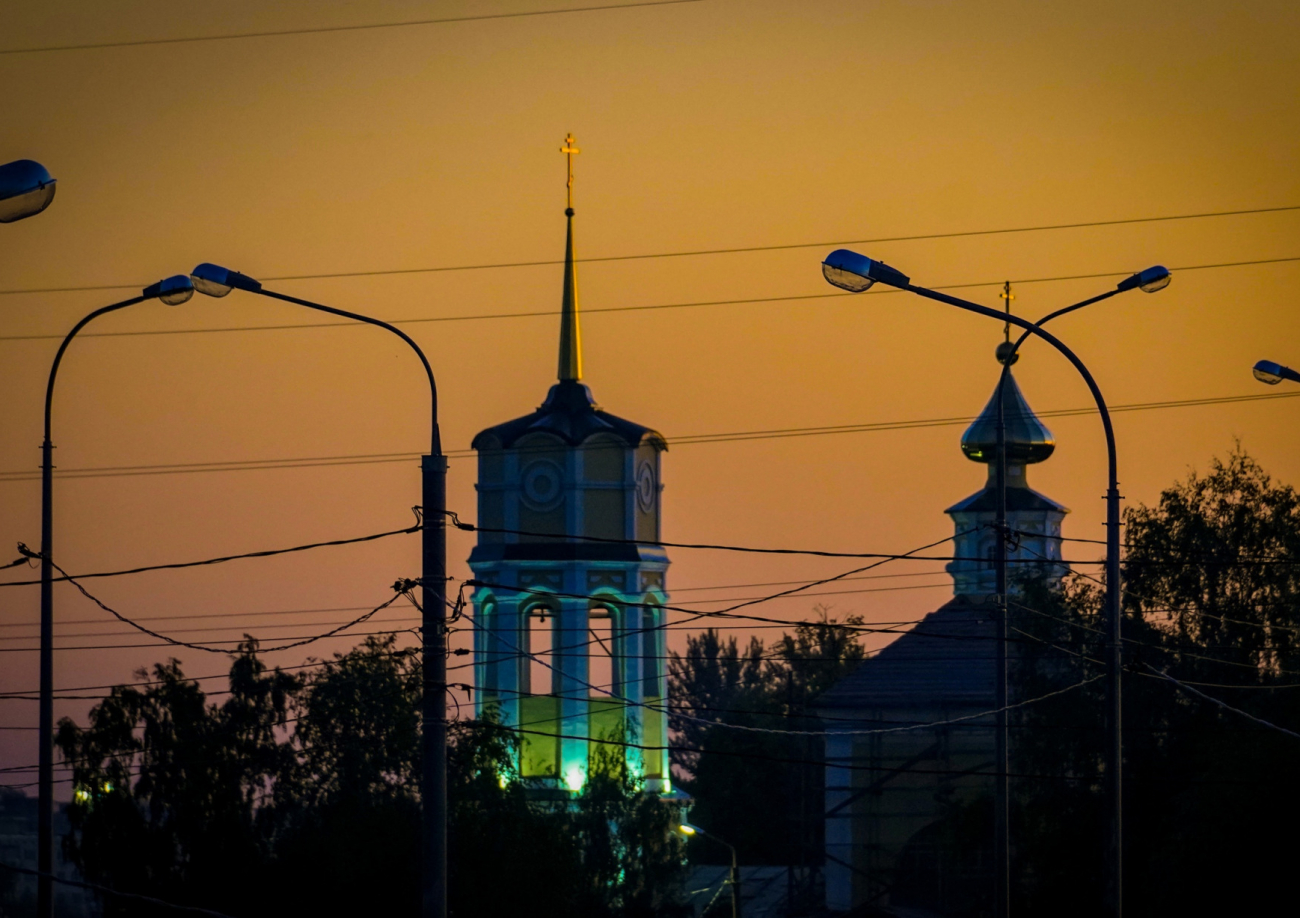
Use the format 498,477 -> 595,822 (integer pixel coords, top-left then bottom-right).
468,138 -> 671,794
818,350 -> 1069,914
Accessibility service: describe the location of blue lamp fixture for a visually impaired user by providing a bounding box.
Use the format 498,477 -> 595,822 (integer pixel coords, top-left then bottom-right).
0,159 -> 56,223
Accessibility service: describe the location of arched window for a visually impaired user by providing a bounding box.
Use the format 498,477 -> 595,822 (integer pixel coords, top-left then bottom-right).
588,600 -> 620,696
480,599 -> 499,699
525,603 -> 556,695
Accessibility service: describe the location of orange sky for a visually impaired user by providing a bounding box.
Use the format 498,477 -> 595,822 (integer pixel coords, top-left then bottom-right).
2,0 -> 1298,791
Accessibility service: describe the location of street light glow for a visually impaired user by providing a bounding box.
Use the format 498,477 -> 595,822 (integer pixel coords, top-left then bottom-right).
677,823 -> 698,836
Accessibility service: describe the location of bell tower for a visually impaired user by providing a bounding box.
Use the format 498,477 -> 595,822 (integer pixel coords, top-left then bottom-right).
468,136 -> 670,793
945,348 -> 1069,598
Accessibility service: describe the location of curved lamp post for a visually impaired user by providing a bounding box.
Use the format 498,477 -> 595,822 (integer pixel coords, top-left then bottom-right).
0,159 -> 57,223
36,275 -> 196,918
679,822 -> 741,918
1252,360 -> 1300,385
188,264 -> 448,918
821,250 -> 1169,918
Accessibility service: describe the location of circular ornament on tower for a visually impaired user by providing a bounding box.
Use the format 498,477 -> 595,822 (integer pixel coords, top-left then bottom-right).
522,460 -> 564,510
636,462 -> 656,512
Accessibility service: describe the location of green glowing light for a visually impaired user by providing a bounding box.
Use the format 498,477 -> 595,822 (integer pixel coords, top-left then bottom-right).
564,766 -> 585,792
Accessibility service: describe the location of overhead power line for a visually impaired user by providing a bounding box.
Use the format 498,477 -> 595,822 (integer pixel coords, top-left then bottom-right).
51,558 -> 410,655
1143,665 -> 1300,740
0,522 -> 419,586
3,257 -> 1299,344
1,205 -> 1295,298
3,388 -> 1296,483
0,861 -> 237,917
0,0 -> 702,56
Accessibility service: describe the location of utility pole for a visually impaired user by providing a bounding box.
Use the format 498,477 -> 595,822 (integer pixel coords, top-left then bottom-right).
423,454 -> 449,918
993,281 -> 1014,918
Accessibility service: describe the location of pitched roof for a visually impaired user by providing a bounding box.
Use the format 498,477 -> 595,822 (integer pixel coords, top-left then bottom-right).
471,380 -> 666,451
817,598 -> 997,710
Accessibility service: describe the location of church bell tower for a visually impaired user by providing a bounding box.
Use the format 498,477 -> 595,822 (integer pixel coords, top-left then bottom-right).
468,136 -> 670,793
946,344 -> 1069,598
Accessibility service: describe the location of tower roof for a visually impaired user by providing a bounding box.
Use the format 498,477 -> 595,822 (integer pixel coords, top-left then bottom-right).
472,135 -> 665,453
471,379 -> 665,451
960,368 -> 1055,465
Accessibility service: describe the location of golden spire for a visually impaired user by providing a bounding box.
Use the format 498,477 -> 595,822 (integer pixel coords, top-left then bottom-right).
558,133 -> 582,381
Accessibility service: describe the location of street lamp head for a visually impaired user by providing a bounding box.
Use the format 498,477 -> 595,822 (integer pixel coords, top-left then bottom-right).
677,823 -> 698,836
142,275 -> 195,306
1253,360 -> 1285,385
1251,359 -> 1300,386
1116,265 -> 1171,294
0,159 -> 57,223
821,248 -> 911,293
191,263 -> 263,297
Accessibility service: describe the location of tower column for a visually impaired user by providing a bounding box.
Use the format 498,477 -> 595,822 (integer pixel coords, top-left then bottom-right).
554,595 -> 591,790
493,598 -> 524,728
620,601 -> 646,776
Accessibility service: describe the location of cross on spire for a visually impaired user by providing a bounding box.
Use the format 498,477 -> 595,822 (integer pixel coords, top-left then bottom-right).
999,280 -> 1015,343
561,133 -> 580,211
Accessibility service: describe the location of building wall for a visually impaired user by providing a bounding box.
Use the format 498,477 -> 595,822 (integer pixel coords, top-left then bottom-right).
825,707 -> 994,913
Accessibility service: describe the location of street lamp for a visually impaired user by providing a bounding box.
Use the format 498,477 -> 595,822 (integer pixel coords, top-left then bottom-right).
821,249 -> 1169,918
35,274 -> 195,918
679,822 -> 741,918
1252,360 -> 1300,385
0,159 -> 57,223
189,263 -> 449,918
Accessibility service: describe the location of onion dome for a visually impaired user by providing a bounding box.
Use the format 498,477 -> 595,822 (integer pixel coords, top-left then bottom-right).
960,369 -> 1055,465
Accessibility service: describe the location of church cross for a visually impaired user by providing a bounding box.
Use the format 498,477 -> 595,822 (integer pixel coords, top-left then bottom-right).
560,133 -> 580,210
999,280 -> 1015,343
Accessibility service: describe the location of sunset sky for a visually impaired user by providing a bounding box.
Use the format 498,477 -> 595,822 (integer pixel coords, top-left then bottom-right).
2,0 -> 1298,792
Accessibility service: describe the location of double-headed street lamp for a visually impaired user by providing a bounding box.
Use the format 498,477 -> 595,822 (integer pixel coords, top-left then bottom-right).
35,264 -> 449,918
189,264 -> 449,918
821,250 -> 1169,918
678,822 -> 741,918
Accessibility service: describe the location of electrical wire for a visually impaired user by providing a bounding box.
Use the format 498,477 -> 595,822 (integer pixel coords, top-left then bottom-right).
1142,665 -> 1300,740
0,861 -> 237,917
2,206 -> 1295,298
463,720 -> 1100,785
42,560 -> 410,654
0,521 -> 419,587
0,0 -> 702,56
6,388 -> 1297,482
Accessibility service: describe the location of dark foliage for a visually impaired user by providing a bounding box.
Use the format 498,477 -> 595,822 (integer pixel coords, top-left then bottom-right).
668,607 -> 865,866
1006,448 -> 1300,914
55,635 -> 687,917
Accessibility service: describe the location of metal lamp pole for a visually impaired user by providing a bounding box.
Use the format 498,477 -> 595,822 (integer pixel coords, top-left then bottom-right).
2,155 -> 59,918
187,264 -> 448,918
679,823 -> 741,918
821,250 -> 1170,918
35,274 -> 196,918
